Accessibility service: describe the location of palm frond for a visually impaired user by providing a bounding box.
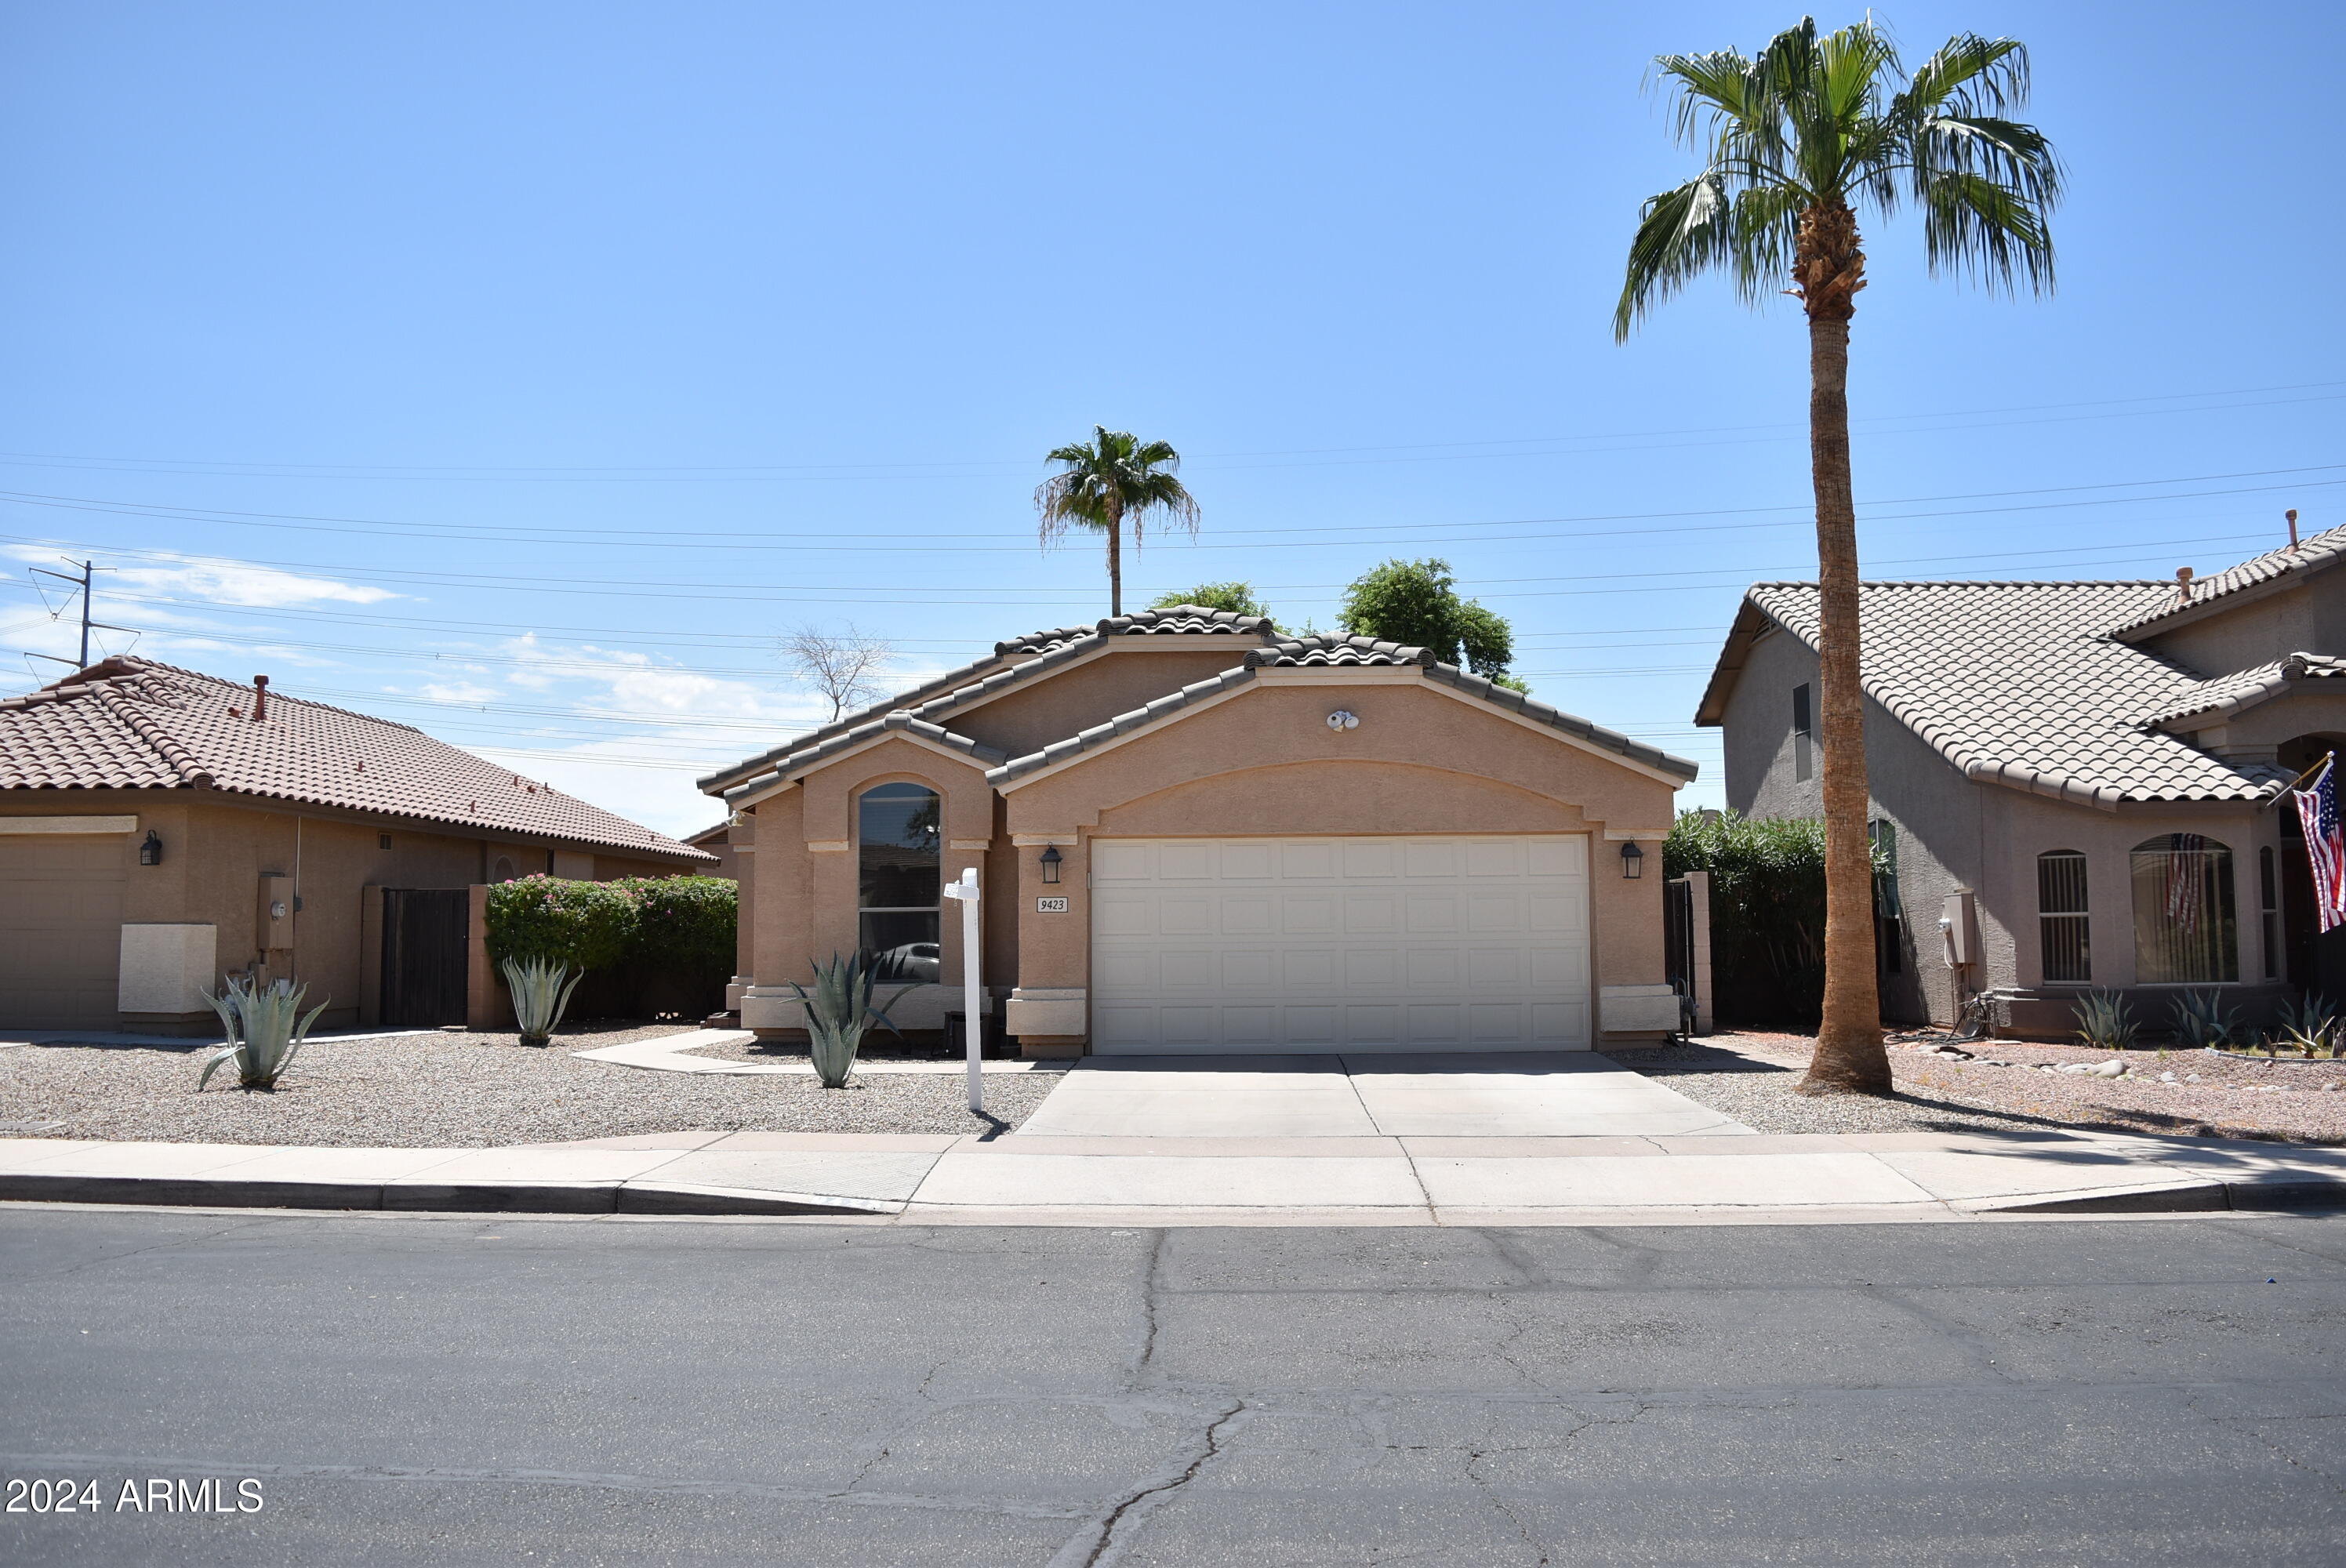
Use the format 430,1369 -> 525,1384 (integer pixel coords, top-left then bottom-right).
1612,172 -> 1734,340
1898,34 -> 2029,119
1918,169 -> 2056,294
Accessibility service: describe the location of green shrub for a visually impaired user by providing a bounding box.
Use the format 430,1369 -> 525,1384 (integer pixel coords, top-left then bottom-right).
1665,811 -> 1833,1027
614,875 -> 737,974
485,875 -> 635,971
484,873 -> 739,1022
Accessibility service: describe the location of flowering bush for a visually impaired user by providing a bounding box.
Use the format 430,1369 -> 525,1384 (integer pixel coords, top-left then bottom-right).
484,875 -> 636,971
483,873 -> 738,1020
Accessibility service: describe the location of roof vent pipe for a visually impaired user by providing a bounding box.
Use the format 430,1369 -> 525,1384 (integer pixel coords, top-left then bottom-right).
252,674 -> 269,721
2174,566 -> 2194,607
2288,508 -> 2301,550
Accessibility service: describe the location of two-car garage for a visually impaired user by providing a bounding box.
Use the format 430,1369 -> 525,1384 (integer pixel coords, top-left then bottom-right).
1088,834 -> 1592,1054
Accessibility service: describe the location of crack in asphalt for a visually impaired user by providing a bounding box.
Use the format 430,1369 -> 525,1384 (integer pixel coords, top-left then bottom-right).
1054,1400 -> 1247,1568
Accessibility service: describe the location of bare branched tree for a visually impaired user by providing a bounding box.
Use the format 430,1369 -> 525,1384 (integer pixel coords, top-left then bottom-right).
783,623 -> 896,722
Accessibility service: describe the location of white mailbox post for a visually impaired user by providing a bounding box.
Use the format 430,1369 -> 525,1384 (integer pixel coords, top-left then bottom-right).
942,866 -> 983,1113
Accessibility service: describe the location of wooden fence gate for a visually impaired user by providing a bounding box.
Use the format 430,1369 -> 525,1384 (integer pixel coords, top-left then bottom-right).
381,888 -> 470,1026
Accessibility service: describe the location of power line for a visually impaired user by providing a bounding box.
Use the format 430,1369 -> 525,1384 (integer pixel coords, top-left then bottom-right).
2,377 -> 2336,480
1,459 -> 2337,554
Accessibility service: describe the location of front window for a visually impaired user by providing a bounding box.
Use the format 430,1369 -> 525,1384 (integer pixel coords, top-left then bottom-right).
859,782 -> 940,982
2037,850 -> 2090,983
2130,833 -> 2238,984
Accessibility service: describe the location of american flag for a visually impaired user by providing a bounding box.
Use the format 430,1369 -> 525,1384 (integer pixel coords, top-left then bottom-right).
2295,756 -> 2346,935
2166,832 -> 2206,935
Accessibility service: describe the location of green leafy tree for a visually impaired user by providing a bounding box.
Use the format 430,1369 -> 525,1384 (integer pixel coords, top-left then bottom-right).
1149,581 -> 1274,624
1615,19 -> 2061,1096
1035,426 -> 1202,617
1338,559 -> 1518,682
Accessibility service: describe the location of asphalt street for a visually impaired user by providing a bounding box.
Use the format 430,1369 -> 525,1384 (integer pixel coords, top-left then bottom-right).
4,1208 -> 2344,1566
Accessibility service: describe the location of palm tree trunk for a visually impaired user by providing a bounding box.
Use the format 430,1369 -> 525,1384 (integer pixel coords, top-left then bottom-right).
1106,503 -> 1124,617
1794,203 -> 1890,1097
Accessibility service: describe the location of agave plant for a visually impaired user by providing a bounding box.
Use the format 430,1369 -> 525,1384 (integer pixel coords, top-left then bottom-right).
786,951 -> 917,1089
2072,989 -> 2138,1052
2167,989 -> 2242,1051
502,955 -> 586,1048
198,977 -> 329,1091
2275,993 -> 2340,1059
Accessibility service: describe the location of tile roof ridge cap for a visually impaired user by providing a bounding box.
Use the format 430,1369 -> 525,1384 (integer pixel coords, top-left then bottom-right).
89,682 -> 216,787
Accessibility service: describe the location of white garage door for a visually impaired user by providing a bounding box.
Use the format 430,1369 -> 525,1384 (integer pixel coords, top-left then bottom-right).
1090,835 -> 1590,1054
0,834 -> 126,1029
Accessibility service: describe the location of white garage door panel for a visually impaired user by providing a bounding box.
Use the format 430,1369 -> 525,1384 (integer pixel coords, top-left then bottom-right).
1091,835 -> 1590,1054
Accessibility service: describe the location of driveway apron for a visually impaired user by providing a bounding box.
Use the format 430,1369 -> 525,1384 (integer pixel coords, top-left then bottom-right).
1013,1051 -> 1752,1139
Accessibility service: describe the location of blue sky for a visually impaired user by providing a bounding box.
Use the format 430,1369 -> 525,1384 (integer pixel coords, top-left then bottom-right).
2,1 -> 2340,835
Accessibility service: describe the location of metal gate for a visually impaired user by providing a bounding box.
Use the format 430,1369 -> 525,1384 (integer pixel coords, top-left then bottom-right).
381,888 -> 470,1026
1662,871 -> 1712,1037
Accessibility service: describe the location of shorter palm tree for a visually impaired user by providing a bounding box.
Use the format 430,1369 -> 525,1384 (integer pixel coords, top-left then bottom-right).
1035,426 -> 1201,616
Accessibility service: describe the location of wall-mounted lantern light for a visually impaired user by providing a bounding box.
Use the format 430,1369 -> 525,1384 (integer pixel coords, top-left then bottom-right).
138,830 -> 163,866
1040,844 -> 1063,884
1619,840 -> 1644,880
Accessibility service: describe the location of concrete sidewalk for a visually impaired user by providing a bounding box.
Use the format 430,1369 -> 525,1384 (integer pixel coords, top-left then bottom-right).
7,1124 -> 2346,1225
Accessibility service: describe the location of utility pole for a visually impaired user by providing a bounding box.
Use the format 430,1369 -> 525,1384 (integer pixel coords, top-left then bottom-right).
27,559 -> 131,671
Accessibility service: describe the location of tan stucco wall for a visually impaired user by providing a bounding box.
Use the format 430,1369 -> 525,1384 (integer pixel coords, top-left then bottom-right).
998,681 -> 1681,1025
0,789 -> 702,1030
2139,575 -> 2344,679
950,644 -> 1258,760
730,666 -> 1688,1048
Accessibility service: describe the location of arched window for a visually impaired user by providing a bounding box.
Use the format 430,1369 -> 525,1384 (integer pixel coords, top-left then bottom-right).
2130,834 -> 2238,984
858,782 -> 941,982
2036,850 -> 2090,983
491,855 -> 518,884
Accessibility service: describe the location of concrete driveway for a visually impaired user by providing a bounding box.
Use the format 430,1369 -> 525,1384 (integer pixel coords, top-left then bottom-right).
1015,1052 -> 1752,1139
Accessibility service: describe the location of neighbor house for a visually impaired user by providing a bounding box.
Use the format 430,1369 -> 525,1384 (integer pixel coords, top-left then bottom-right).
1697,523 -> 2346,1037
699,606 -> 1699,1056
0,657 -> 710,1033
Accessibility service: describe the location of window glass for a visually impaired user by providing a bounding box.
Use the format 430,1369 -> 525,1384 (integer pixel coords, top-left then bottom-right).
2130,834 -> 2237,984
858,782 -> 940,981
2037,850 -> 2090,983
1792,684 -> 1814,782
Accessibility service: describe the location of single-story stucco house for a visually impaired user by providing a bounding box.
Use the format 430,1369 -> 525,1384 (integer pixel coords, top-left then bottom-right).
0,657 -> 710,1033
698,606 -> 1700,1057
1698,521 -> 2346,1037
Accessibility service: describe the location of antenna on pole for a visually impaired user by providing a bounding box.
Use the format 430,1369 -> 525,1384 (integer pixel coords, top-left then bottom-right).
25,559 -> 132,672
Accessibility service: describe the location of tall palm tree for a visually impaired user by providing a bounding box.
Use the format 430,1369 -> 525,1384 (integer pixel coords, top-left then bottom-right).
1035,426 -> 1201,617
1615,18 -> 2060,1095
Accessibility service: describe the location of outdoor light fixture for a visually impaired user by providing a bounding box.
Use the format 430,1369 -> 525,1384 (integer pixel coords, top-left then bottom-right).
1040,844 -> 1063,884
1620,840 -> 1644,880
138,830 -> 162,866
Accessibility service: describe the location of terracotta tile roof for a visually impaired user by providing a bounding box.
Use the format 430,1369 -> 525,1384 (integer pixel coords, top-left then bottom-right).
2109,520 -> 2346,638
710,603 -> 1699,796
721,712 -> 1008,803
699,605 -> 1280,793
993,604 -> 1273,657
982,658 -> 1701,786
1705,582 -> 2292,808
1248,632 -> 1433,667
2147,652 -> 2346,729
0,658 -> 710,860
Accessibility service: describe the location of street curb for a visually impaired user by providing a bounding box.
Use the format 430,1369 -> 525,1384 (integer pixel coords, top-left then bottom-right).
1983,1176 -> 2346,1215
0,1172 -> 889,1218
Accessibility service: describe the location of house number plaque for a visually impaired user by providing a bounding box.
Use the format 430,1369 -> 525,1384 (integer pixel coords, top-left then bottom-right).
1035,896 -> 1070,913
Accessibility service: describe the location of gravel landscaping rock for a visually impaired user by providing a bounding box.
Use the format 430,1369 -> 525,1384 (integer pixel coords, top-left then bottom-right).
0,1022 -> 1066,1147
1608,1031 -> 2346,1144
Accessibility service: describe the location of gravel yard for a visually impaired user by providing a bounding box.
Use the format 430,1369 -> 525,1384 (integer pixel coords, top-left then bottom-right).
1609,1030 -> 2346,1144
0,1022 -> 1066,1147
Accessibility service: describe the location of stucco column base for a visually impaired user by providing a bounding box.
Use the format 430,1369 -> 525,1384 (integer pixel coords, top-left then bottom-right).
741,985 -> 808,1033
1006,987 -> 1086,1036
118,1011 -> 217,1038
723,975 -> 750,1012
1019,1036 -> 1088,1059
1600,982 -> 1681,1040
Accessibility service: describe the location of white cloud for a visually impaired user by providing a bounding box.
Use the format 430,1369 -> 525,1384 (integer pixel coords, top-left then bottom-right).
3,545 -> 399,608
